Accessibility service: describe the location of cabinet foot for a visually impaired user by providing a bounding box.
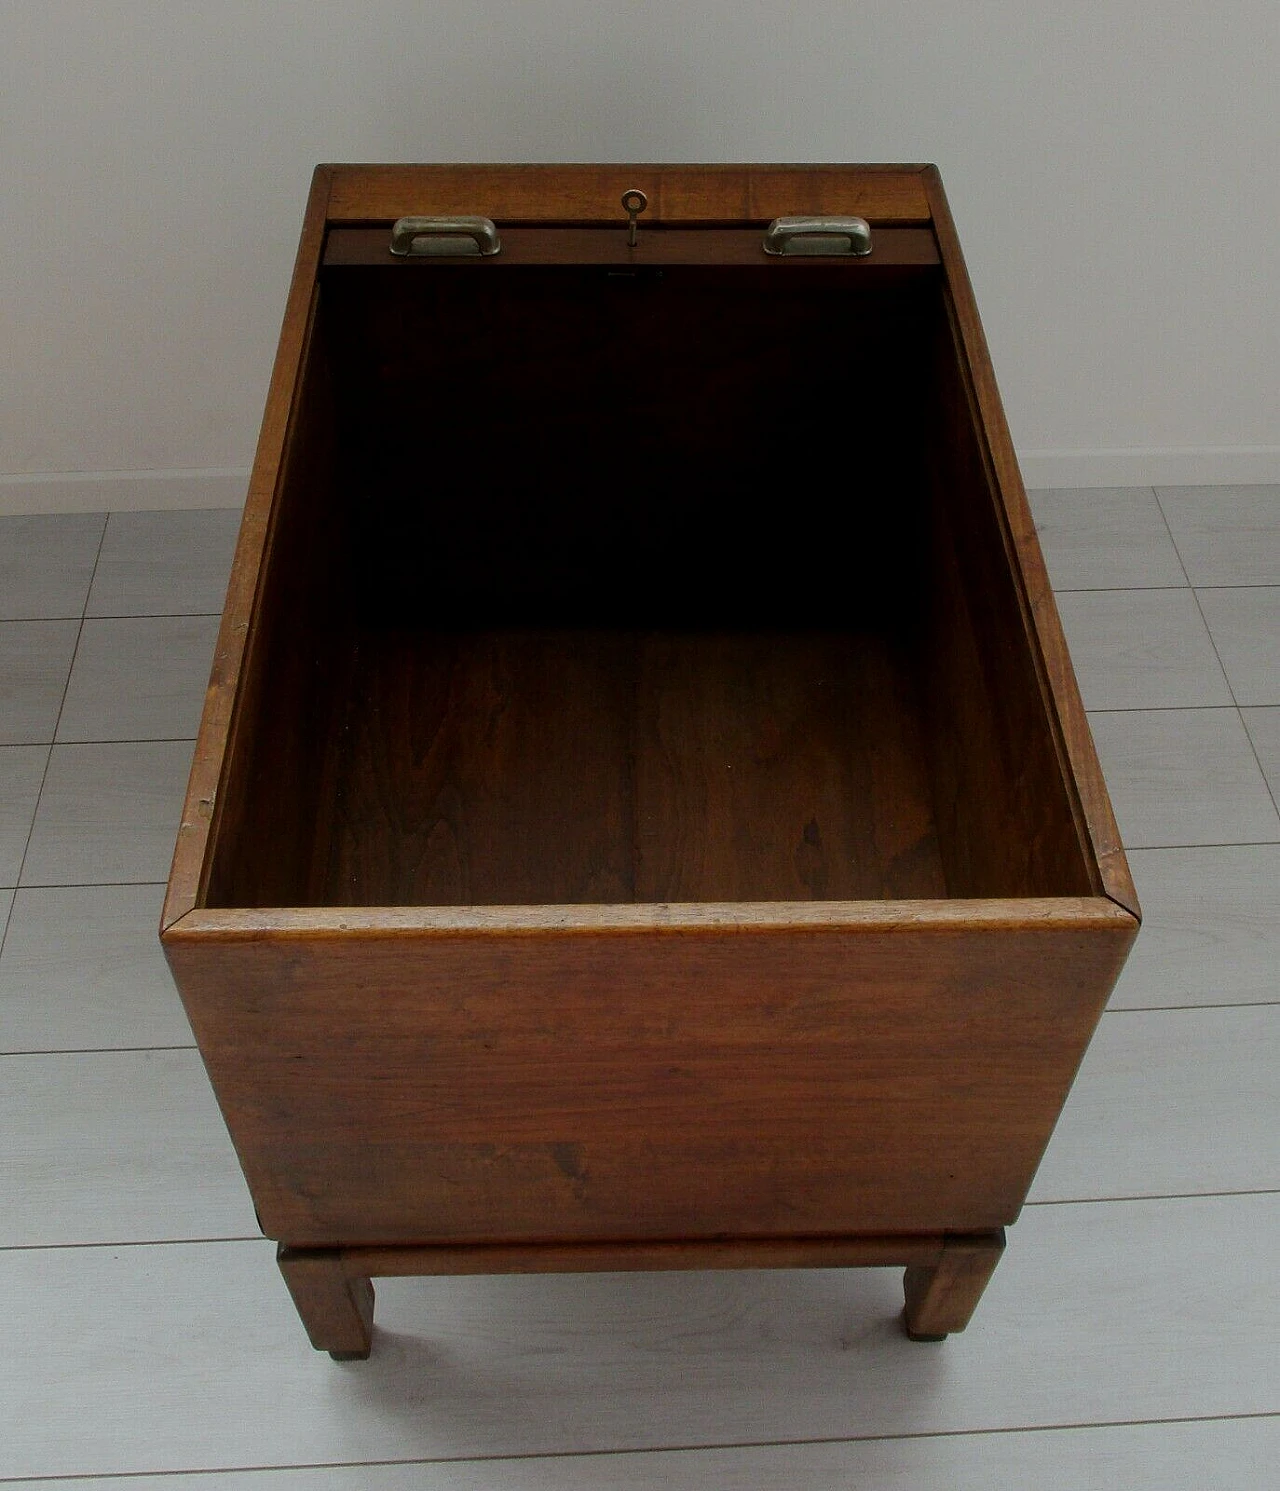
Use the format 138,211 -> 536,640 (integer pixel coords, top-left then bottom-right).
277,1245 -> 375,1359
901,1229 -> 1005,1340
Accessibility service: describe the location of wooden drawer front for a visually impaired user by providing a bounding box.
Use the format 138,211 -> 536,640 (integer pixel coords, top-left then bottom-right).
168,913 -> 1134,1247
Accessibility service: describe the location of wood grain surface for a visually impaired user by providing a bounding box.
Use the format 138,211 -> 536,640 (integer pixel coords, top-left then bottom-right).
920,168 -> 1138,919
161,165 -> 1139,1354
165,909 -> 1135,1246
324,224 -> 941,267
917,300 -> 1095,899
338,1233 -> 947,1277
288,627 -> 947,908
279,1232 -> 972,1357
162,166 -> 334,928
902,1230 -> 1006,1339
325,162 -> 935,226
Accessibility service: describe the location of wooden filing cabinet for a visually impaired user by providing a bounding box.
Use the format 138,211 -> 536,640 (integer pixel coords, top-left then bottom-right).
162,163 -> 1139,1358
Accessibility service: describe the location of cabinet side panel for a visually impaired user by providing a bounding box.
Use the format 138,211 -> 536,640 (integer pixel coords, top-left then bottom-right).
202,301 -> 353,909
918,299 -> 1096,899
163,167 -> 332,926
165,918 -> 1135,1246
922,168 -> 1137,917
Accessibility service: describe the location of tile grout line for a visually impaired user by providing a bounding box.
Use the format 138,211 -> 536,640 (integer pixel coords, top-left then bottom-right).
1,1410 -> 1278,1483
0,1236 -> 263,1253
0,1045 -> 198,1058
1194,583 -> 1280,595
1027,1185 -> 1280,1208
0,516 -> 109,960
1113,840 -> 1280,851
1053,582 -> 1192,594
82,610 -> 224,621
1055,581 -> 1280,594
0,611 -> 223,623
46,736 -> 199,748
14,877 -> 196,891
1124,840 -> 1280,855
1151,489 -> 1280,826
1103,999 -> 1280,1014
6,1194 -> 1280,1257
1084,703 -> 1257,715
0,610 -> 223,624
4,1188 -> 1278,1254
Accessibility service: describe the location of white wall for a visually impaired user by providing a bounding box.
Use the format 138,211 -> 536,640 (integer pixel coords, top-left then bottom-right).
1,0 -> 1277,510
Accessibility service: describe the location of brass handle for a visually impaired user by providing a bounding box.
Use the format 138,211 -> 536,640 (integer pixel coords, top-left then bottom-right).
763,216 -> 872,257
389,216 -> 502,258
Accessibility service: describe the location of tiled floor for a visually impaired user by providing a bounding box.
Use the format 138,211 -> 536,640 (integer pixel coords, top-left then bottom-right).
1,493 -> 1278,1487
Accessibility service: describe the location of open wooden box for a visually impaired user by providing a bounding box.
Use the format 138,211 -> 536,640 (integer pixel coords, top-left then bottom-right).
162,164 -> 1139,1359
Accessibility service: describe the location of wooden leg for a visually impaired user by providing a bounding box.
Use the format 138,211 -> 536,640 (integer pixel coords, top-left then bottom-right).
902,1229 -> 1005,1340
277,1245 -> 375,1359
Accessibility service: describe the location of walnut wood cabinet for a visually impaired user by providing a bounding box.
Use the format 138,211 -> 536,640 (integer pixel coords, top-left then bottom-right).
162,164 -> 1139,1358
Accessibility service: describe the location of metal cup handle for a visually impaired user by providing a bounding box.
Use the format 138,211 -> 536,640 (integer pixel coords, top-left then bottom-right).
389,216 -> 502,258
763,216 -> 873,257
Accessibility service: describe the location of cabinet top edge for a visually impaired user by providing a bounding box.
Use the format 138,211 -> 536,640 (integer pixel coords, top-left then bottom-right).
318,162 -> 937,179
320,163 -> 937,227
163,897 -> 1138,942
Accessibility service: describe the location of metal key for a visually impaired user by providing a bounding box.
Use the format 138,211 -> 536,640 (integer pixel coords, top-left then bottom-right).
622,188 -> 648,247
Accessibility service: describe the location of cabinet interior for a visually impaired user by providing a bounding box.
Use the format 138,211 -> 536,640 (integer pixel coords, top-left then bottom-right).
204,246 -> 1094,908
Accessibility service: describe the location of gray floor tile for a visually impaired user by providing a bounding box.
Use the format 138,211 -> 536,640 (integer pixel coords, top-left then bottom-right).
56,615 -> 219,742
86,508 -> 240,617
1242,705 -> 1280,799
1030,1005 -> 1280,1203
0,1049 -> 257,1247
1029,486 -> 1186,590
29,1417 -> 1280,1491
0,744 -> 48,886
0,887 -> 11,943
0,884 -> 193,1050
0,512 -> 105,620
20,740 -> 194,886
1115,846 -> 1280,1007
1056,589 -> 1231,710
0,619 -> 80,744
1157,485 -> 1280,585
1088,707 -> 1280,847
7,491 -> 1280,1480
1196,586 -> 1280,705
4,1196 -> 1278,1477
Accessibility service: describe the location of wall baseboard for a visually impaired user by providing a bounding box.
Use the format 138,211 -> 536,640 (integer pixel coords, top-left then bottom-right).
1017,447 -> 1280,490
0,468 -> 249,515
1,450 -> 1277,515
